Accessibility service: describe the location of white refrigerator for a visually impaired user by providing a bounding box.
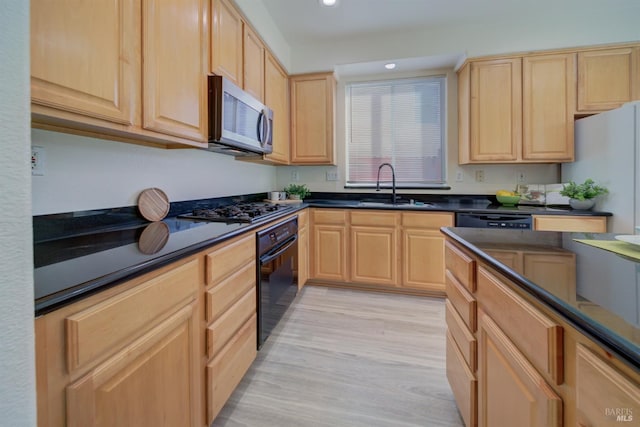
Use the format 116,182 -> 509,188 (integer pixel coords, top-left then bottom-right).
561,101 -> 640,234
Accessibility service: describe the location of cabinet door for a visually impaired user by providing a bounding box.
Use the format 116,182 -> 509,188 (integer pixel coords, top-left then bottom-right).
31,0 -> 139,125
578,47 -> 640,112
311,224 -> 347,281
350,226 -> 398,286
469,58 -> 522,162
290,73 -> 336,165
478,311 -> 562,427
264,52 -> 290,164
402,229 -> 446,292
523,252 -> 576,302
243,25 -> 265,102
211,0 -> 243,86
523,53 -> 575,161
576,344 -> 640,426
66,301 -> 200,427
484,249 -> 523,274
142,0 -> 208,142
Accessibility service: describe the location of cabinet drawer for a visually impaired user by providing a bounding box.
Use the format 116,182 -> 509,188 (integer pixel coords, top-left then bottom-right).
446,332 -> 477,427
446,300 -> 477,372
532,215 -> 607,232
477,266 -> 563,385
65,259 -> 198,373
312,209 -> 346,224
206,233 -> 255,285
350,210 -> 399,227
206,314 -> 257,424
446,269 -> 477,332
205,262 -> 255,323
402,212 -> 454,229
207,287 -> 256,359
445,241 -> 476,292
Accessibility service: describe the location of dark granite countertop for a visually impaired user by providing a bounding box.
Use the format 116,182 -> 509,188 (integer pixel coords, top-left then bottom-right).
304,192 -> 612,216
32,192 -> 611,317
441,227 -> 640,370
33,195 -> 307,316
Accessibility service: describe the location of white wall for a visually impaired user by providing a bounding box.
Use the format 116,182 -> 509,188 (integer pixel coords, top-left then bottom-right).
32,130 -> 278,215
0,1 -> 37,426
286,4 -> 640,73
233,0 -> 291,71
276,68 -> 559,195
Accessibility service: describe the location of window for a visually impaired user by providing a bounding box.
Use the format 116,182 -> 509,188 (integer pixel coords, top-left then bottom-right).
346,76 -> 446,188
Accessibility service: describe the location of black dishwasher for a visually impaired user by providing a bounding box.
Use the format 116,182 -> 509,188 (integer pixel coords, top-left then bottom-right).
456,212 -> 532,229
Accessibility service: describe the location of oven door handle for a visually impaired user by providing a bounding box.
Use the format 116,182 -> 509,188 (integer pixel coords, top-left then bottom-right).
259,235 -> 298,264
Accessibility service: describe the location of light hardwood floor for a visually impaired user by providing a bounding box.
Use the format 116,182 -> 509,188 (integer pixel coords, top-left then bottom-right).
212,285 -> 464,427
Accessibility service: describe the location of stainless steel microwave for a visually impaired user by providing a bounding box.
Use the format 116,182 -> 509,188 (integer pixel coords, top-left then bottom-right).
206,75 -> 273,156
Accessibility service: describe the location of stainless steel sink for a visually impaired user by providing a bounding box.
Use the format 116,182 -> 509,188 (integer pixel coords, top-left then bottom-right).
358,201 -> 438,208
307,199 -> 359,206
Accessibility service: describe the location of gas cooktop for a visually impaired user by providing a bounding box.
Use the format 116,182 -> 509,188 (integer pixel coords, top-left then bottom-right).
178,202 -> 294,223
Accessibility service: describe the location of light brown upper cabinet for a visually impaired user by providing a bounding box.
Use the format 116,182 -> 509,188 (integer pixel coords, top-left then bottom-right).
31,0 -> 140,126
143,0 -> 209,142
31,0 -> 209,147
522,53 -> 575,162
459,58 -> 522,163
290,73 -> 337,165
210,0 -> 243,86
264,52 -> 290,164
578,46 -> 640,113
243,25 -> 265,103
459,54 -> 574,164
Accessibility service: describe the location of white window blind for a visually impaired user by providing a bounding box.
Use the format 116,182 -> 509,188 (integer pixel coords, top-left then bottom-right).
346,76 -> 446,188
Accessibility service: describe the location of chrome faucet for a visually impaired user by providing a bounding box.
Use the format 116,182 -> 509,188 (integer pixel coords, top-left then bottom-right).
376,163 -> 397,204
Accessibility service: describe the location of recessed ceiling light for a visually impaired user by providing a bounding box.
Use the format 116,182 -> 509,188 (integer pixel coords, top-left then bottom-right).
319,0 -> 338,7
385,63 -> 396,70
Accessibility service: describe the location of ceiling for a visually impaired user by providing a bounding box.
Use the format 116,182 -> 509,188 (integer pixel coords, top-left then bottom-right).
259,0 -> 640,75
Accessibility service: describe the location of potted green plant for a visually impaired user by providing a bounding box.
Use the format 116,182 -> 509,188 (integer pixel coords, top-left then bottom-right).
560,178 -> 608,210
284,183 -> 310,200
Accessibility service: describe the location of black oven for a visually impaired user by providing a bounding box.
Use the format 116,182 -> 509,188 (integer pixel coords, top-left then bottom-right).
256,216 -> 298,349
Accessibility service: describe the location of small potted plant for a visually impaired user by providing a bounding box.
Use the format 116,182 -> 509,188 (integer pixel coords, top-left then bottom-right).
560,178 -> 608,210
284,183 -> 310,200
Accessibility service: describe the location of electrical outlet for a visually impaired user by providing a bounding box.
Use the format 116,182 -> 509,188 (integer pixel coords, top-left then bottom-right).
31,145 -> 46,176
517,171 -> 526,183
474,170 -> 484,182
455,171 -> 464,182
326,168 -> 339,181
291,169 -> 300,182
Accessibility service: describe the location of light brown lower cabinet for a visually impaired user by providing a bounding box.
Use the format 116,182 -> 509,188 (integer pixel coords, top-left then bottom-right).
446,331 -> 478,427
310,209 -> 454,295
310,209 -> 348,282
477,310 -> 562,427
445,238 -> 640,427
576,344 -> 640,426
401,212 -> 454,292
204,233 -> 257,424
206,314 -> 257,424
350,210 -> 399,286
36,257 -> 202,427
532,215 -> 607,232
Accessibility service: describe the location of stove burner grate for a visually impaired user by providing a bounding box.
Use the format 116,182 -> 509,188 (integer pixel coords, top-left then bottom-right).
179,202 -> 292,223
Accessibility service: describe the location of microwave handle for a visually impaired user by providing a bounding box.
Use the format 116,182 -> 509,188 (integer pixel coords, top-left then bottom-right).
258,109 -> 270,146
